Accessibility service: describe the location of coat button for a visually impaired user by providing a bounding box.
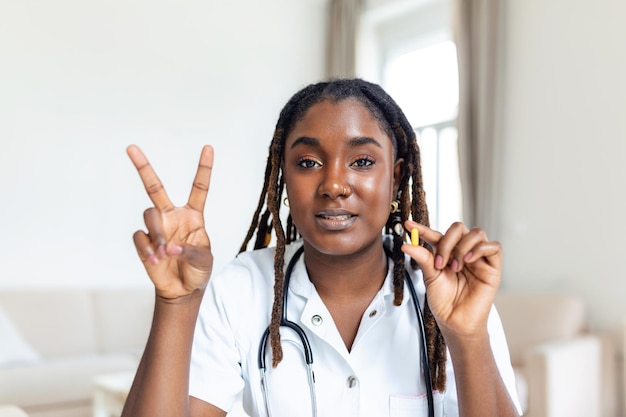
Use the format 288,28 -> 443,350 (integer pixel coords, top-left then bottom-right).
368,309 -> 377,318
311,315 -> 323,326
346,376 -> 359,388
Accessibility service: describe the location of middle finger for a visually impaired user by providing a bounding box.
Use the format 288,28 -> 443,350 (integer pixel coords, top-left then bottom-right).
439,224 -> 492,271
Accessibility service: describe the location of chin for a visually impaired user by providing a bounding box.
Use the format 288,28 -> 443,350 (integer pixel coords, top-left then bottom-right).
304,232 -> 383,257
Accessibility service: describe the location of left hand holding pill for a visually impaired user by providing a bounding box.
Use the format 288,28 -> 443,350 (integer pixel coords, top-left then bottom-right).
400,220 -> 502,341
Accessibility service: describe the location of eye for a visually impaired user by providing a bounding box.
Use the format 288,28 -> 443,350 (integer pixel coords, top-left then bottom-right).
297,158 -> 321,169
351,156 -> 375,168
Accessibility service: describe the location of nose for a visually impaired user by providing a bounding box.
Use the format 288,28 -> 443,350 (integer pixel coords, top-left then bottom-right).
318,162 -> 351,199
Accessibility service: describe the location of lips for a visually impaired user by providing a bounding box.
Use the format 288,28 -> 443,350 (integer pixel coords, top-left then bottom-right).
319,214 -> 352,220
315,209 -> 357,231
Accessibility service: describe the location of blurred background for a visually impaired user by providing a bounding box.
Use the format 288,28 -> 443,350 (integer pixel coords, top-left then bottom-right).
0,0 -> 624,416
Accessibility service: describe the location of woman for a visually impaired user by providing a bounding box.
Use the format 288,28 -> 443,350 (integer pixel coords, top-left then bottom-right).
122,78 -> 522,416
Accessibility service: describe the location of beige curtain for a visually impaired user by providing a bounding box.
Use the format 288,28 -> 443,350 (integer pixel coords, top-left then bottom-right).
326,0 -> 363,79
453,0 -> 503,237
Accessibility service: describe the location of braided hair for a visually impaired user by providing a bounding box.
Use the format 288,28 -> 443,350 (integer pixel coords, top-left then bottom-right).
239,78 -> 447,392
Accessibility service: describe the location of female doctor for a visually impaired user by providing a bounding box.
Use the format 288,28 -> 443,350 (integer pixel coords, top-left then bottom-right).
121,78 -> 522,417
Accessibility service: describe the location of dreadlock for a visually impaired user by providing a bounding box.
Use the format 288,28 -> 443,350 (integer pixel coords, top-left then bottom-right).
239,78 -> 447,392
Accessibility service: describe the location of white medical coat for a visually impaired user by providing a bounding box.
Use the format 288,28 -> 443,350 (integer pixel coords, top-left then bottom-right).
189,240 -> 522,417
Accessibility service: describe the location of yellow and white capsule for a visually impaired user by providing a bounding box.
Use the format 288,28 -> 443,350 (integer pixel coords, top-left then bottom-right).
410,228 -> 419,246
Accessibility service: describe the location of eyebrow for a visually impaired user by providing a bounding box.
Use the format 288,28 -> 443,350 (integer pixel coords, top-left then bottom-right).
290,136 -> 383,149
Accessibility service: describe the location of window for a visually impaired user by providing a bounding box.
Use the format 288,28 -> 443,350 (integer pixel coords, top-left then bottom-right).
383,40 -> 462,231
358,0 -> 462,231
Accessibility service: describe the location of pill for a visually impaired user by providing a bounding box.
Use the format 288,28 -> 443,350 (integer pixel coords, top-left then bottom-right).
411,228 -> 419,246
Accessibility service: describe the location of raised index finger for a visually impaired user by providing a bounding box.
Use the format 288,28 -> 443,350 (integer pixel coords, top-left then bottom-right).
126,145 -> 174,212
404,220 -> 444,247
187,145 -> 214,212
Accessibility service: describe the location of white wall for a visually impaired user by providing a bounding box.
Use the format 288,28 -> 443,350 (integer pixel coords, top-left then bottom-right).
499,0 -> 626,340
498,1 -> 626,409
0,0 -> 328,289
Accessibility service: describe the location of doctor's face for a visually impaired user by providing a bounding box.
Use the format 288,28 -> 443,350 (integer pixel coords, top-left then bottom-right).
282,98 -> 402,257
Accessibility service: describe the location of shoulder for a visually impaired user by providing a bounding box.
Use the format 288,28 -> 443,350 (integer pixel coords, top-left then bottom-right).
209,246 -> 275,295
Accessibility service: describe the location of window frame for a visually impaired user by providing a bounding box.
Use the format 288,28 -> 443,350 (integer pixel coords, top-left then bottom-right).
357,0 -> 462,231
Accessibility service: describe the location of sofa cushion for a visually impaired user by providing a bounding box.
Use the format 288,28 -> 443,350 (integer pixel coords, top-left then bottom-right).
495,292 -> 585,366
0,306 -> 41,368
0,291 -> 97,358
0,405 -> 29,417
92,288 -> 153,354
0,353 -> 139,408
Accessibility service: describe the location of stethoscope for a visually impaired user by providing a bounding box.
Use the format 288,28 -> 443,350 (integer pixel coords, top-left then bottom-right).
257,245 -> 435,417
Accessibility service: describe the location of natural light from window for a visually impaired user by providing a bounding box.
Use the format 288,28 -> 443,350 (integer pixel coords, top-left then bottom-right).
382,40 -> 462,231
383,40 -> 458,127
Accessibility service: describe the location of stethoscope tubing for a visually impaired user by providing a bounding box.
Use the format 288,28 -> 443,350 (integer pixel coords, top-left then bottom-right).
406,265 -> 435,417
257,245 -> 434,417
258,246 -> 317,417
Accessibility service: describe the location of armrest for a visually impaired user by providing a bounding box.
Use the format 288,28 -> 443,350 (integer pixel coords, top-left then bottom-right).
523,335 -> 601,417
0,406 -> 29,417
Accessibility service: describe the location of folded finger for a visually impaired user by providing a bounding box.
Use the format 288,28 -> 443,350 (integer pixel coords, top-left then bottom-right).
444,226 -> 489,271
406,221 -> 468,270
462,240 -> 502,270
127,145 -> 174,212
187,145 -> 214,213
133,230 -> 159,265
143,208 -> 167,258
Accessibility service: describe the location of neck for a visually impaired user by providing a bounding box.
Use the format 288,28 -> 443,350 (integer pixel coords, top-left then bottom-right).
302,240 -> 388,301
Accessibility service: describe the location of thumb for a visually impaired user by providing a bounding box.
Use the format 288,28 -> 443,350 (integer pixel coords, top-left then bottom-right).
165,242 -> 213,271
400,243 -> 439,284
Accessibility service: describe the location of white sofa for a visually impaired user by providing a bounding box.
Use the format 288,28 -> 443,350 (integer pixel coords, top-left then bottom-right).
495,292 -> 614,417
0,406 -> 29,417
0,288 -> 154,417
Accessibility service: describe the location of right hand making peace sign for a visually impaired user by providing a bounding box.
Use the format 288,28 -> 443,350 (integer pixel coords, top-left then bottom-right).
127,145 -> 215,300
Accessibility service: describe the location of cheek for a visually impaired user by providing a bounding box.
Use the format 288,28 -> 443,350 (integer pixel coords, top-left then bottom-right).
358,176 -> 395,220
284,173 -> 310,202
283,176 -> 311,222
286,187 -> 306,208
361,171 -> 395,199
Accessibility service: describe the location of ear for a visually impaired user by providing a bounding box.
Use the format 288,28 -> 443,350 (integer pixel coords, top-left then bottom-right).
392,158 -> 405,197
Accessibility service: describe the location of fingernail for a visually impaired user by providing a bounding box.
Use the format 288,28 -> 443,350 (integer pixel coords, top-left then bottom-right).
464,251 -> 473,262
158,244 -> 167,258
451,258 -> 459,271
148,254 -> 159,265
435,255 -> 444,269
169,244 -> 183,255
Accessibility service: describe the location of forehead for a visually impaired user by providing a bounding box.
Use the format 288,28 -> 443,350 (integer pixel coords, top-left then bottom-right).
286,99 -> 392,146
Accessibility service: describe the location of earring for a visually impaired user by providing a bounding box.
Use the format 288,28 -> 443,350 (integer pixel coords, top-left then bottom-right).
283,197 -> 289,207
390,200 -> 403,236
